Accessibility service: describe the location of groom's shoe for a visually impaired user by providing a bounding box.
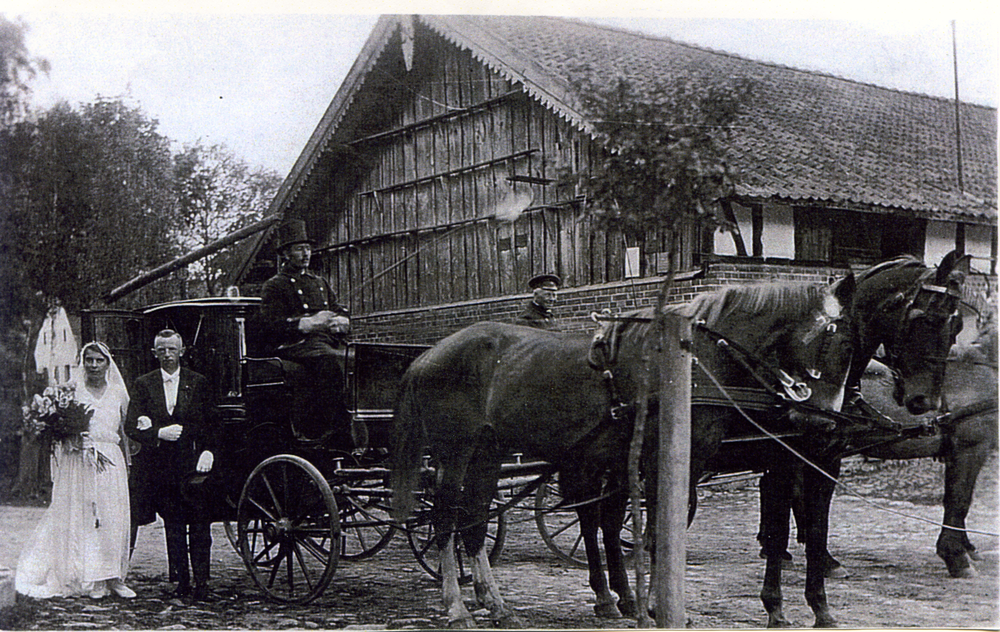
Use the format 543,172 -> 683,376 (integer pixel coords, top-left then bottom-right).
192,584 -> 218,603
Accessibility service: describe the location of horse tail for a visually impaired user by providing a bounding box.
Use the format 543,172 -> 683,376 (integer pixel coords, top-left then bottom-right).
390,368 -> 427,522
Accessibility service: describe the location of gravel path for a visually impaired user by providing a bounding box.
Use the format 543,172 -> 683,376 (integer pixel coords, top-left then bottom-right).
1,455 -> 996,629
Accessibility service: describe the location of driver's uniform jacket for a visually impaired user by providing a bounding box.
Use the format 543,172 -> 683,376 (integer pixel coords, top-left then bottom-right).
259,268 -> 349,352
516,300 -> 560,331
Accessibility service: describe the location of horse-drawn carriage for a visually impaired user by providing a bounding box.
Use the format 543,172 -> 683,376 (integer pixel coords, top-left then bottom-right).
81,249 -> 993,627
82,296 -> 549,603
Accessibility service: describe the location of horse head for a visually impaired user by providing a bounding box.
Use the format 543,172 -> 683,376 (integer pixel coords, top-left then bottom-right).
853,251 -> 971,414
780,274 -> 857,416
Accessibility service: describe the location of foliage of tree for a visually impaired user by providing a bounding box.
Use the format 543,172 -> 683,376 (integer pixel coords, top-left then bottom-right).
0,14 -> 48,127
563,72 -> 754,281
4,98 -> 182,313
0,15 -> 49,495
173,142 -> 281,297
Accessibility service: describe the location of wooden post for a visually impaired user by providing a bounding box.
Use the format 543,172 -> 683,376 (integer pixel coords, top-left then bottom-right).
655,312 -> 691,628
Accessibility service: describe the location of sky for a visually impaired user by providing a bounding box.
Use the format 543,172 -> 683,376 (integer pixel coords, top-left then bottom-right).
1,1 -> 997,176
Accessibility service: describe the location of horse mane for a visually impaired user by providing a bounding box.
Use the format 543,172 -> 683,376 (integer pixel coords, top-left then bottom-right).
668,282 -> 830,329
855,255 -> 925,284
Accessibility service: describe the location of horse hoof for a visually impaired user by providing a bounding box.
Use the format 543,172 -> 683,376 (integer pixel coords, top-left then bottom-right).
617,598 -> 639,618
766,616 -> 795,628
594,602 -> 620,619
825,564 -> 849,579
492,612 -> 526,629
944,553 -> 977,578
813,615 -> 838,628
446,616 -> 477,629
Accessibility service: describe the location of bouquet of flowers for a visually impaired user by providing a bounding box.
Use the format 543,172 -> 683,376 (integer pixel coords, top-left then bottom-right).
22,383 -> 113,472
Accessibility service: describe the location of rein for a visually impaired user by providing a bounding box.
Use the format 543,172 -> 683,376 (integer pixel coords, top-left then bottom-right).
936,398 -> 1000,432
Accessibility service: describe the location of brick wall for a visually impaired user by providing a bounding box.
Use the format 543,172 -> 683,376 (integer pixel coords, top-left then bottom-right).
351,262 -> 845,344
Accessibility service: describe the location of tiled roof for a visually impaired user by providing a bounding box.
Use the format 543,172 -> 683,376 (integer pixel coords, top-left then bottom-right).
422,15 -> 997,223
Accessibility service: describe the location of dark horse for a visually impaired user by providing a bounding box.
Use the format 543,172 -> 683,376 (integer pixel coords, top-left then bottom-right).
390,278 -> 856,627
751,251 -> 972,626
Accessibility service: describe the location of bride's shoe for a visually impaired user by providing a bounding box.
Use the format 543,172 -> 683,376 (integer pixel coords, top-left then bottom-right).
109,579 -> 136,598
88,581 -> 109,599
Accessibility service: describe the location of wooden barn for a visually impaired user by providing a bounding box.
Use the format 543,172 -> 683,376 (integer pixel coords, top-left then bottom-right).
232,15 -> 997,344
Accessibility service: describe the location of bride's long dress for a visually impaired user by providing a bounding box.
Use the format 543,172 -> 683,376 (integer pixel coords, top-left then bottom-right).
15,386 -> 131,598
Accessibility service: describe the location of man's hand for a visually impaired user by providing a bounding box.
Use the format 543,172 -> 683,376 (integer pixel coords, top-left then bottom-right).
196,450 -> 214,473
158,424 -> 183,442
299,310 -> 350,335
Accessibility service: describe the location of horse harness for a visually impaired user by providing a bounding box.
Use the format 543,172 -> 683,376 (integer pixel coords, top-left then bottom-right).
586,311 -> 854,427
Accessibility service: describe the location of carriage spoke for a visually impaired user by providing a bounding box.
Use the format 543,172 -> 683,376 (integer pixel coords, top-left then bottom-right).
299,536 -> 333,564
259,472 -> 284,518
252,539 -> 280,567
291,542 -> 316,592
266,544 -> 285,588
547,516 -> 582,540
246,495 -> 279,522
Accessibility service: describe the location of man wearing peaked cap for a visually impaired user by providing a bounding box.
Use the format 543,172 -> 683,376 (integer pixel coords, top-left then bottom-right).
517,273 -> 561,331
259,219 -> 363,447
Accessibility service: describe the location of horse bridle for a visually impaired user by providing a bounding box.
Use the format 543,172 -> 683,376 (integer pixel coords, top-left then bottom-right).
878,272 -> 964,371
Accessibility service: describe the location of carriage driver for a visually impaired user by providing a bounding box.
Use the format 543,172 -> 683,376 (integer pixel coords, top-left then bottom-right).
517,273 -> 561,331
259,219 -> 363,448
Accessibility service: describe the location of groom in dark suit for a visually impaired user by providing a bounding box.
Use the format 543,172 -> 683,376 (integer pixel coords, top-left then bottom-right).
126,329 -> 217,601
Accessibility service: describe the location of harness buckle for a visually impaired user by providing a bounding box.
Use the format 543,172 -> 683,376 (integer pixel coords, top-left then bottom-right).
777,369 -> 812,402
610,404 -> 629,421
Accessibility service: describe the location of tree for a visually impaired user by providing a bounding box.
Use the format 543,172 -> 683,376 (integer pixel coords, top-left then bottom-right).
0,14 -> 48,127
0,14 -> 48,497
173,142 -> 281,297
6,98 -> 182,312
563,70 -> 754,626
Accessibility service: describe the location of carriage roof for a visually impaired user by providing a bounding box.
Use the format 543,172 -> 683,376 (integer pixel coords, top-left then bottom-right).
138,296 -> 261,315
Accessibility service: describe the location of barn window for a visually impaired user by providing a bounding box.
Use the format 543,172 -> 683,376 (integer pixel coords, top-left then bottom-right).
794,207 -> 924,266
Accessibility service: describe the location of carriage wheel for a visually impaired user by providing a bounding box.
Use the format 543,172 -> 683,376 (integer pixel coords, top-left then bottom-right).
335,479 -> 396,561
534,472 -> 641,568
237,455 -> 340,604
405,495 -> 507,584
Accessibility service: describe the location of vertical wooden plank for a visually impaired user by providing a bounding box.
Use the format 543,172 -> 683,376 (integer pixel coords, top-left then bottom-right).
469,58 -> 494,296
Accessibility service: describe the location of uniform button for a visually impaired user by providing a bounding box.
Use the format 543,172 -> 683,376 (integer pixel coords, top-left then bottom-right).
297,289 -> 303,294
303,304 -> 310,309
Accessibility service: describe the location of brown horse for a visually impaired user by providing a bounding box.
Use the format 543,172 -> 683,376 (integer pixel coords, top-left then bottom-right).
858,311 -> 997,577
390,279 -> 856,628
773,314 -> 996,581
752,251 -> 972,626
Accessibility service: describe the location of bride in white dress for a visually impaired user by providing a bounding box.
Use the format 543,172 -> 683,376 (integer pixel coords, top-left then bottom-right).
16,341 -> 136,599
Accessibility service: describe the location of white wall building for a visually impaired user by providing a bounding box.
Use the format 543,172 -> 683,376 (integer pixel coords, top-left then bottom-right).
33,307 -> 80,386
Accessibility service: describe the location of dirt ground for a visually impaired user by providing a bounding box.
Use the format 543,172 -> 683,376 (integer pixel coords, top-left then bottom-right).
1,455 -> 996,629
